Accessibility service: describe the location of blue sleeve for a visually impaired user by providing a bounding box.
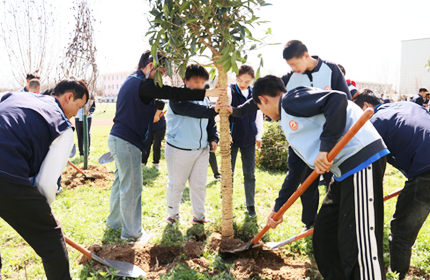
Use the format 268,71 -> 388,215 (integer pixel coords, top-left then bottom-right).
282,88 -> 348,153
169,100 -> 217,119
231,98 -> 259,118
1,93 -> 12,102
206,117 -> 219,144
274,146 -> 308,212
327,63 -> 352,100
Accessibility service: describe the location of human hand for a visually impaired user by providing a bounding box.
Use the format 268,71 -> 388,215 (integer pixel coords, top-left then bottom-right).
314,152 -> 332,174
206,88 -> 227,98
210,141 -> 217,152
256,140 -> 262,150
153,114 -> 160,123
215,98 -> 232,114
267,210 -> 283,229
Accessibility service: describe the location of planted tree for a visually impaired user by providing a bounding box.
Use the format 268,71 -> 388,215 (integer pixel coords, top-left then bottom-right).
146,0 -> 273,237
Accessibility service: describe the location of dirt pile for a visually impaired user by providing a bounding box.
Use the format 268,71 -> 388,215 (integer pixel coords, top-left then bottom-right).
61,165 -> 114,189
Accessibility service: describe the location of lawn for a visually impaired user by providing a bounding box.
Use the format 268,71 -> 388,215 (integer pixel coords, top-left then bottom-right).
0,122 -> 429,279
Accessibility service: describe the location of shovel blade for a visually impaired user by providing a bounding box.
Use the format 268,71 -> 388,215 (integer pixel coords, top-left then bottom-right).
91,253 -> 146,278
99,152 -> 114,165
223,240 -> 263,254
84,175 -> 96,181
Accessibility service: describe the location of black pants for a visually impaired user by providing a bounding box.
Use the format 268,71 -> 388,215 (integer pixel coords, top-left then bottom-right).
301,167 -> 333,228
313,157 -> 386,280
75,118 -> 92,156
0,177 -> 71,279
389,174 -> 430,279
209,151 -> 220,176
141,125 -> 166,165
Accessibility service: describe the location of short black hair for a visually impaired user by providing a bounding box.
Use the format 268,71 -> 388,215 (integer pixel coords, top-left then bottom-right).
352,88 -> 382,108
138,51 -> 165,69
26,73 -> 40,80
282,40 -> 308,60
29,79 -> 40,90
419,88 -> 428,93
184,65 -> 209,81
52,78 -> 89,102
338,64 -> 346,75
238,65 -> 255,79
42,87 -> 55,96
252,75 -> 286,104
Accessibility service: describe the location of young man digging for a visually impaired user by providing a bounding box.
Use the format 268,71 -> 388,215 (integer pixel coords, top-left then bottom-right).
231,75 -> 389,279
0,79 -> 88,280
165,65 -> 220,224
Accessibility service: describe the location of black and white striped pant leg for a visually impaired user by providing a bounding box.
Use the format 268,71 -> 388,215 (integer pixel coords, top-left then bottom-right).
351,158 -> 386,280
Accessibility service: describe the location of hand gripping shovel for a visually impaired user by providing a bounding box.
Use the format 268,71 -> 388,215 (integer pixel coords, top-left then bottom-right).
67,160 -> 96,181
226,108 -> 375,253
64,236 -> 146,278
265,188 -> 403,250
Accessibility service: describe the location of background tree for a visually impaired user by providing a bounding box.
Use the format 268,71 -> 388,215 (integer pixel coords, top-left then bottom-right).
57,0 -> 99,170
146,0 -> 273,237
0,0 -> 61,87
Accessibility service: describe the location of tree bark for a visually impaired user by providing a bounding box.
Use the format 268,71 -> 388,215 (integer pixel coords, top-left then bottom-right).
216,64 -> 234,238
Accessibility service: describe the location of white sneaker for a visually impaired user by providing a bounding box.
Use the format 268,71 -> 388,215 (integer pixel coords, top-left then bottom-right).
153,163 -> 160,170
56,187 -> 63,195
121,231 -> 152,244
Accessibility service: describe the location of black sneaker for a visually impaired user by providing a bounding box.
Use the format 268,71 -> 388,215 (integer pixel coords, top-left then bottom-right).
246,206 -> 257,217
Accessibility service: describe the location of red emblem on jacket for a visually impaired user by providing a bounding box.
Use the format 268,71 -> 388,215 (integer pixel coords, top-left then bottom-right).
289,120 -> 298,131
324,86 -> 331,90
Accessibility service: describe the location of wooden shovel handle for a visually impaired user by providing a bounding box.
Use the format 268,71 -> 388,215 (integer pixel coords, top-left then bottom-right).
253,108 -> 374,245
64,236 -> 92,259
68,160 -> 85,176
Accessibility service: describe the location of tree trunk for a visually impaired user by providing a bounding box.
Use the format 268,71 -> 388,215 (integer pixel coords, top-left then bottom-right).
83,114 -> 89,170
216,64 -> 234,238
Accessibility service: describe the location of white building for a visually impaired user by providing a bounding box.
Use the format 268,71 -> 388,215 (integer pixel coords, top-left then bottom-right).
101,70 -> 134,102
400,38 -> 430,95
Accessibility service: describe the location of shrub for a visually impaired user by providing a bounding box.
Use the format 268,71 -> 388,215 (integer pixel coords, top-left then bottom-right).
256,121 -> 289,171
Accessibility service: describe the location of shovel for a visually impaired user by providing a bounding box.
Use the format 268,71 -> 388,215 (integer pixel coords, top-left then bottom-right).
265,188 -> 403,250
98,152 -> 114,165
226,108 -> 375,253
64,236 -> 146,278
67,160 -> 96,181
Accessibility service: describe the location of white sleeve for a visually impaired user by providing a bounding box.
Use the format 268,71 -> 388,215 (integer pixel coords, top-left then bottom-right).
227,86 -> 232,105
35,128 -> 74,205
255,110 -> 264,141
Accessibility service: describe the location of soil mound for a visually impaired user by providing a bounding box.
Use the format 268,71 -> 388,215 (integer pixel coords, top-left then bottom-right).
62,164 -> 114,189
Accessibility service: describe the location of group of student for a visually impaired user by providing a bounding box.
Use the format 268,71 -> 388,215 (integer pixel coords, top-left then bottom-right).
1,39 -> 430,280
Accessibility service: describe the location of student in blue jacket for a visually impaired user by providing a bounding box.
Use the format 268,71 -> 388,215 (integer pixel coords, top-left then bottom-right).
0,79 -> 88,280
230,75 -> 389,280
353,89 -> 430,280
165,65 -> 220,224
106,52 -> 225,242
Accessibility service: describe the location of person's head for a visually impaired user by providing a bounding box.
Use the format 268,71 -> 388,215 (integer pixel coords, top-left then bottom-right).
138,51 -> 166,79
419,88 -> 428,97
42,88 -> 54,96
28,79 -> 41,93
236,65 -> 255,90
51,78 -> 89,119
282,40 -> 311,74
352,88 -> 382,110
25,73 -> 40,88
338,64 -> 346,76
183,64 -> 209,89
252,75 -> 286,121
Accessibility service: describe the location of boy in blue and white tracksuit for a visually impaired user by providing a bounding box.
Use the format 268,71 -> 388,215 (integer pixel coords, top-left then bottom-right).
235,75 -> 389,280
165,65 -> 219,224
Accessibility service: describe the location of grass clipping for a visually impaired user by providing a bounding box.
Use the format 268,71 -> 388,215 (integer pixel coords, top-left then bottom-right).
219,94 -> 234,238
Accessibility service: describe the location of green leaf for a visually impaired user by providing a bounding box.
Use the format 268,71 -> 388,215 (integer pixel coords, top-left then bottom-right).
231,51 -> 237,64
179,2 -> 188,13
179,63 -> 187,78
222,58 -> 231,73
151,44 -> 158,65
185,18 -> 198,24
191,39 -> 196,53
156,70 -> 163,87
163,4 -> 169,18
256,66 -> 261,79
266,27 -> 272,34
165,59 -> 172,77
260,57 -> 264,67
250,44 -> 256,51
231,61 -> 239,74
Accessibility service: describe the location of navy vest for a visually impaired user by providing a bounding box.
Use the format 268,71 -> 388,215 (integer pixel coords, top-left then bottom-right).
228,84 -> 257,148
0,92 -> 72,185
110,70 -> 156,153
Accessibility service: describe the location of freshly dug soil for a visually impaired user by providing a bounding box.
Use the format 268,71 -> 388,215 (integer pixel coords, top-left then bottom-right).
61,164 -> 114,190
77,232 -> 430,279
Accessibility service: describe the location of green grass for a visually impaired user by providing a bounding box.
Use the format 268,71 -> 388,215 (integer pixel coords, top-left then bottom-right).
1,121 -> 430,279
